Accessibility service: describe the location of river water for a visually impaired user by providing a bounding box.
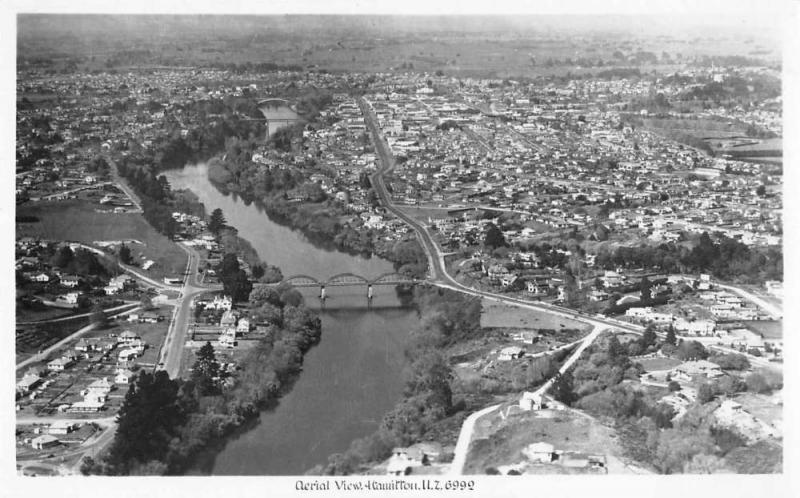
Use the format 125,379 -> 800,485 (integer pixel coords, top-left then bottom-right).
163,163 -> 415,475
260,102 -> 301,140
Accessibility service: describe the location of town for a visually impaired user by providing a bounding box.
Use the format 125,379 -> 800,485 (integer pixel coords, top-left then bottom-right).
13,13 -> 783,480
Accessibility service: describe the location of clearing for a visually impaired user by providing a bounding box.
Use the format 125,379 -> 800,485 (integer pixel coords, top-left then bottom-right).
480,299 -> 591,331
17,200 -> 187,279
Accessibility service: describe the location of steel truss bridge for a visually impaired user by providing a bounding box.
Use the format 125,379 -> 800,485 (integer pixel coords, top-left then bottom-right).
281,272 -> 419,288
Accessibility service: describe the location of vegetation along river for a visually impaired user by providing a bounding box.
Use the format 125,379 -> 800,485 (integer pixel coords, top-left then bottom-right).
164,162 -> 416,475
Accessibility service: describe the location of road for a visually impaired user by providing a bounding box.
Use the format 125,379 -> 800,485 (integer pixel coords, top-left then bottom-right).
16,306 -> 141,371
17,302 -> 138,325
448,325 -> 607,475
361,96 -> 781,357
157,243 -> 221,378
361,98 -> 784,474
715,282 -> 782,319
105,154 -> 144,212
448,403 -> 501,475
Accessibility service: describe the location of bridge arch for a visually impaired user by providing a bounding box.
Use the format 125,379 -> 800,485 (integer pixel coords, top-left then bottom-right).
326,273 -> 370,286
258,98 -> 291,108
283,274 -> 321,287
371,272 -> 417,285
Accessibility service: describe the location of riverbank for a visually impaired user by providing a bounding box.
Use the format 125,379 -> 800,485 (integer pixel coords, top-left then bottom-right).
82,292 -> 323,475
205,159 -> 427,278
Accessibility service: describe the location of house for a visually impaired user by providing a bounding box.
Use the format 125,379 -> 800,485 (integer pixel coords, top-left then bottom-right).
104,275 -> 133,295
519,391 -> 546,411
140,312 -> 160,323
16,374 -> 42,396
47,420 -> 76,435
218,333 -> 237,349
118,348 -> 140,363
208,295 -> 233,311
61,292 -> 80,305
498,346 -> 525,361
115,368 -> 134,385
117,330 -> 141,345
510,330 -> 538,344
67,399 -> 104,413
47,357 -> 73,372
500,274 -> 519,288
32,273 -> 51,283
74,338 -> 95,353
386,446 -> 427,476
60,275 -> 81,288
236,317 -> 251,334
523,442 -> 555,463
220,310 -> 237,327
85,377 -> 113,398
31,434 -> 60,450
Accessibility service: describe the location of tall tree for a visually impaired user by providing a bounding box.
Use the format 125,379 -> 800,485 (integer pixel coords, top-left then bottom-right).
665,324 -> 677,346
483,222 -> 507,250
105,371 -> 184,474
192,341 -> 220,395
208,208 -> 226,235
640,324 -> 658,349
119,244 -> 133,265
550,371 -> 577,406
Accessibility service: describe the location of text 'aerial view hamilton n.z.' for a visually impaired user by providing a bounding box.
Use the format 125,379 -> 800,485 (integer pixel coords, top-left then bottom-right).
14,13 -> 783,477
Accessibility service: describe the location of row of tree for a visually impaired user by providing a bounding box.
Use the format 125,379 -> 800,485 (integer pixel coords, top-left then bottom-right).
82,285 -> 322,475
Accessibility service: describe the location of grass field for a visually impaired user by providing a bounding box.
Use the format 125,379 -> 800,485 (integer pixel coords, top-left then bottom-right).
636,357 -> 682,372
17,200 -> 187,279
742,320 -> 782,340
480,300 -> 591,331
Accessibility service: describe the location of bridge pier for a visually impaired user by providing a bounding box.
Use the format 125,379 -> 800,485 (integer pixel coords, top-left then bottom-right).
319,285 -> 327,308
367,284 -> 374,307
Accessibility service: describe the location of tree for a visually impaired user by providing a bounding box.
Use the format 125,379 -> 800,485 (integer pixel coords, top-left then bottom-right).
755,185 -> 766,197
709,353 -> 750,371
404,351 -> 454,413
105,371 -> 184,474
51,245 -> 74,268
668,381 -> 681,392
192,341 -> 220,395
251,264 -> 265,280
208,208 -> 226,235
217,254 -> 252,302
550,371 -> 577,406
640,324 -> 658,349
676,340 -> 708,361
640,276 -> 652,303
249,285 -> 283,308
665,325 -> 677,346
119,244 -> 133,265
483,222 -> 507,250
697,383 -> 715,404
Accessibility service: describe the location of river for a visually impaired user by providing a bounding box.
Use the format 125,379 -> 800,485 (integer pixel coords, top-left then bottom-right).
260,101 -> 301,140
164,163 -> 416,475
